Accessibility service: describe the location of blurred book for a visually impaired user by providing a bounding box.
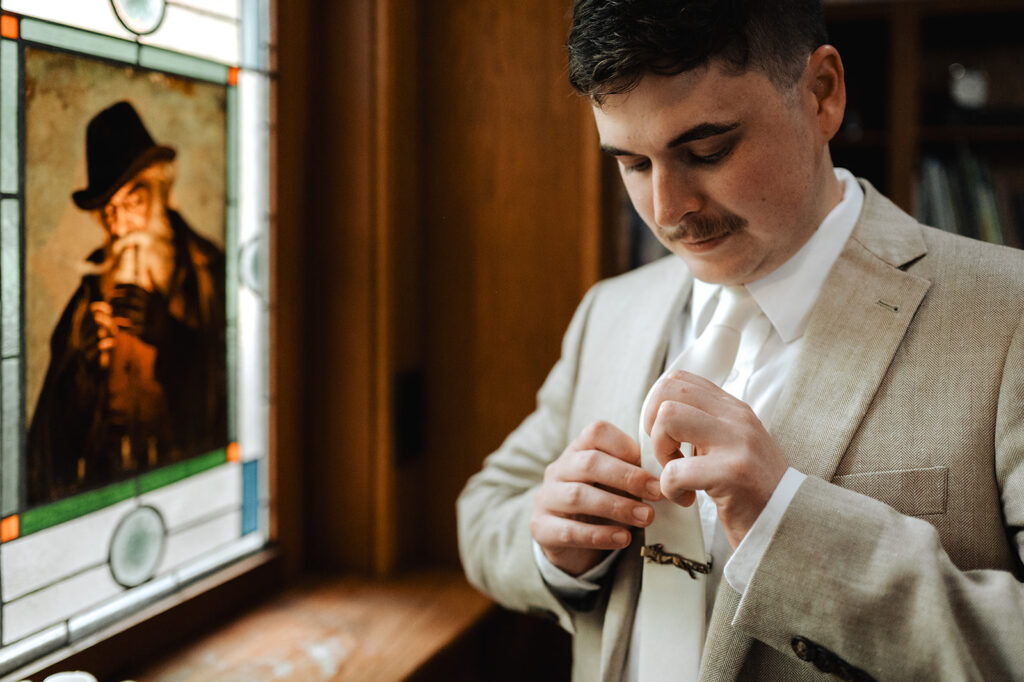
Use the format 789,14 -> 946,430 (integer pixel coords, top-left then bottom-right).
915,148 -> 1019,247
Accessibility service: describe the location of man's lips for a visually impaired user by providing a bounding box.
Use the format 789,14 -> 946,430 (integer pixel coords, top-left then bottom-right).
679,231 -> 732,252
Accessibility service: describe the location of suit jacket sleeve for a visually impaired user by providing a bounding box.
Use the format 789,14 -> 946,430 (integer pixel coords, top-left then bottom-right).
732,309 -> 1024,680
456,285 -> 600,634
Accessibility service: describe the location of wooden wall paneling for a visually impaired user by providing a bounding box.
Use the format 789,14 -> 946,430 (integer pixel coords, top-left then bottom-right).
302,0 -> 378,572
375,0 -> 422,576
270,0 -> 308,580
419,1 -> 605,567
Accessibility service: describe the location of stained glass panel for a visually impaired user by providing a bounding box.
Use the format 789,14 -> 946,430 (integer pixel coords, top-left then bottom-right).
0,0 -> 270,674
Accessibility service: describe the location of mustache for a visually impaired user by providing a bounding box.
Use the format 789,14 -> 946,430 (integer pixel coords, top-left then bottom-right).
76,227 -> 173,277
660,211 -> 747,243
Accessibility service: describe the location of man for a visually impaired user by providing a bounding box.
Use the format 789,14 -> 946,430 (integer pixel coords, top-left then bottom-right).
457,1 -> 1024,680
28,101 -> 227,505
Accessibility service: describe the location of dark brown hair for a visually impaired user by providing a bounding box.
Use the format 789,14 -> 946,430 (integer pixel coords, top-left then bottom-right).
568,0 -> 828,102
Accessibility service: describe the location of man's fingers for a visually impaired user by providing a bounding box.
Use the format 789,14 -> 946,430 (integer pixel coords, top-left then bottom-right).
530,514 -> 632,552
643,374 -> 715,435
660,456 -> 715,506
540,480 -> 654,528
642,370 -> 730,435
570,420 -> 642,466
550,447 -> 661,501
649,400 -> 719,468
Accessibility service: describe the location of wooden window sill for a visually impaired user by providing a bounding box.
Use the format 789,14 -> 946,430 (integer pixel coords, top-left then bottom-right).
125,569 -> 494,681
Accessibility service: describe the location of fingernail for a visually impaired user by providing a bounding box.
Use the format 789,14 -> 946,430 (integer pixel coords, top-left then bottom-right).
632,506 -> 651,523
612,530 -> 630,545
646,480 -> 662,499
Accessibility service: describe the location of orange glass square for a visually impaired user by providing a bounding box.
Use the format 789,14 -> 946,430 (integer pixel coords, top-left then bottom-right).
1,515 -> 19,543
228,66 -> 239,86
227,441 -> 241,462
0,15 -> 18,40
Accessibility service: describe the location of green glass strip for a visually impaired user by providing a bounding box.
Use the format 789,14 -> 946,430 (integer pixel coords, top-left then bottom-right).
138,448 -> 227,493
1,41 -> 19,195
139,46 -> 229,84
1,198 -> 20,358
17,449 -> 228,535
2,357 -> 21,516
19,19 -> 136,64
21,480 -> 136,536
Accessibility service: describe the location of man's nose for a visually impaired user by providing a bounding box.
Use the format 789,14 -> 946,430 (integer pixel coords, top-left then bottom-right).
651,166 -> 702,228
112,217 -> 144,237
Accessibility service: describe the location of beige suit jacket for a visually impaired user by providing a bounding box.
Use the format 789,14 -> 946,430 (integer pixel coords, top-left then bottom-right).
457,181 -> 1024,680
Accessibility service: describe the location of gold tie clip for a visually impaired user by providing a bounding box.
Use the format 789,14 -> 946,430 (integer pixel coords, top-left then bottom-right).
641,543 -> 713,580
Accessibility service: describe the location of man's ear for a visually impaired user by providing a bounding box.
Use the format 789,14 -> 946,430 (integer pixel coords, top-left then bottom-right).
805,45 -> 846,142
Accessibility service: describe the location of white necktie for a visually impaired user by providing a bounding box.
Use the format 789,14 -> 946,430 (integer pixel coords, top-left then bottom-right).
637,286 -> 761,682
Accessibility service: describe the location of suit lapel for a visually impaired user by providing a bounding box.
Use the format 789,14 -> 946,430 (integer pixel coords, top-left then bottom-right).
586,257 -> 693,438
698,182 -> 932,679
769,183 -> 931,480
599,533 -> 643,681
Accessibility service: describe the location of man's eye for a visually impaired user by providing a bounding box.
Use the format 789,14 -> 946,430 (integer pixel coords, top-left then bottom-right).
689,145 -> 732,165
622,158 -> 650,173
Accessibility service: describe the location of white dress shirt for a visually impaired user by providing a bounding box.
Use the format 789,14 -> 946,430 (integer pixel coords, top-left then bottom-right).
533,169 -> 865,678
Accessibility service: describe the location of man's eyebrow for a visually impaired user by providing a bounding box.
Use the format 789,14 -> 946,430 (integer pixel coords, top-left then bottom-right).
667,121 -> 740,148
600,143 -> 637,157
599,121 -> 742,157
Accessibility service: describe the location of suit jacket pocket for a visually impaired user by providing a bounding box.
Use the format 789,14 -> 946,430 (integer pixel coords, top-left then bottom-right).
831,466 -> 948,516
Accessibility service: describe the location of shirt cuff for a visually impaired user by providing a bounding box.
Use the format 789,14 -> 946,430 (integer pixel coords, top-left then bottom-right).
532,540 -> 620,600
723,467 -> 806,594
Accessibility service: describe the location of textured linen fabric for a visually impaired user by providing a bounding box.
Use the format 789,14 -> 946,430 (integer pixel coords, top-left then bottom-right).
456,180 -> 1024,681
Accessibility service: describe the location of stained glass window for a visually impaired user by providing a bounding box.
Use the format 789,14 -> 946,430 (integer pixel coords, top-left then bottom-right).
0,0 -> 271,674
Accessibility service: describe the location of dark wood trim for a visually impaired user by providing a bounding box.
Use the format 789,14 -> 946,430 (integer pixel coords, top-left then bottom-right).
270,0 -> 307,583
886,3 -> 921,210
300,0 -> 378,573
372,0 -> 422,577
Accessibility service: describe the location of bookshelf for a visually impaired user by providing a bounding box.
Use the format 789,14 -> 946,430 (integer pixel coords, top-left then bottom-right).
826,0 -> 1024,248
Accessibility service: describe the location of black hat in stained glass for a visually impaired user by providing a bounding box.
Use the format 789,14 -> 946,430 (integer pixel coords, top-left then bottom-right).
72,100 -> 176,210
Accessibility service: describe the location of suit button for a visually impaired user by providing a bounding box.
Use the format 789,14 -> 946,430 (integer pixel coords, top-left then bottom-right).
812,645 -> 837,673
791,636 -> 813,661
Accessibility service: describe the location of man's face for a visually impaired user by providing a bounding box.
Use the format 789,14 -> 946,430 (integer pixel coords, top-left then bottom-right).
101,174 -> 154,239
593,60 -> 838,284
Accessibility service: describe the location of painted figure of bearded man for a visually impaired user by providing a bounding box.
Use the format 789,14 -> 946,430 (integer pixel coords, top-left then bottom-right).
28,100 -> 227,504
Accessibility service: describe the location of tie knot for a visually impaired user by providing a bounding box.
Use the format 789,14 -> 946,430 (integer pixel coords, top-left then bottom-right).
711,285 -> 758,332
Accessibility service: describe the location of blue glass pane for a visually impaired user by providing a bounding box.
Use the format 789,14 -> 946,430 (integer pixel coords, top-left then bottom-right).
241,460 -> 257,535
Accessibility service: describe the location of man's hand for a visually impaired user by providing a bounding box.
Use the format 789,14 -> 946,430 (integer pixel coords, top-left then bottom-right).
110,283 -> 169,344
530,420 -> 662,576
82,301 -> 118,368
642,370 -> 788,549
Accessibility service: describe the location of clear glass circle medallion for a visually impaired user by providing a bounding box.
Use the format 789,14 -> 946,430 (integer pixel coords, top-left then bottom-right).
110,0 -> 167,35
109,505 -> 166,587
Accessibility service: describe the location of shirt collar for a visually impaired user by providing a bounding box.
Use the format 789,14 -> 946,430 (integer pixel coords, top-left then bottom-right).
691,168 -> 864,343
